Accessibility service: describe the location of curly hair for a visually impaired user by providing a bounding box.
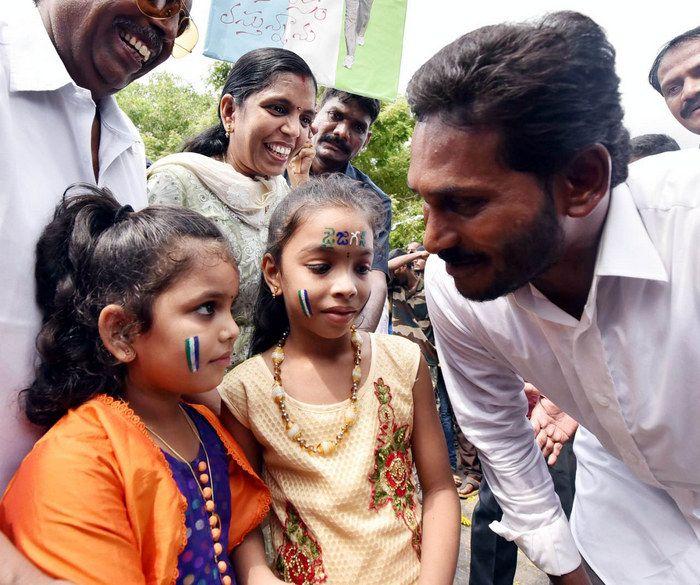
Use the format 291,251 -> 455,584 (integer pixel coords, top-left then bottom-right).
406,11 -> 630,188
25,184 -> 235,428
249,174 -> 386,355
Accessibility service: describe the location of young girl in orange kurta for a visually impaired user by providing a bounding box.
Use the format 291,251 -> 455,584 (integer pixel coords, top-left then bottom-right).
0,186 -> 270,585
219,176 -> 461,585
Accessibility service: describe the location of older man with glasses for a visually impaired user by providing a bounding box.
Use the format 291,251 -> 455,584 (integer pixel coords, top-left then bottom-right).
0,1 -> 196,582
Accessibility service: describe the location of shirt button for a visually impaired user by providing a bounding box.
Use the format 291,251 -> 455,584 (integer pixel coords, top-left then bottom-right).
595,395 -> 610,407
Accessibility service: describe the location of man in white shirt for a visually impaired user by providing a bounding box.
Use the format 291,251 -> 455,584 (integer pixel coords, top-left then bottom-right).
1,1 -> 192,582
648,27 -> 700,135
406,11 -> 700,585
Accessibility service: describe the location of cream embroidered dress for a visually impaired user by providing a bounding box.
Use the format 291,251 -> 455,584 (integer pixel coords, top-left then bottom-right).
220,334 -> 423,585
147,152 -> 290,365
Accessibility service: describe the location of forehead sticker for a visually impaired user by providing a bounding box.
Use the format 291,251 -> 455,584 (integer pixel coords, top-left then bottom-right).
185,336 -> 200,373
321,228 -> 367,248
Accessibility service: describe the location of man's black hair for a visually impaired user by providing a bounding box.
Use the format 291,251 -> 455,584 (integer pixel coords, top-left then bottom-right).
407,11 -> 630,188
649,27 -> 700,93
630,134 -> 680,161
389,248 -> 406,261
319,88 -> 381,124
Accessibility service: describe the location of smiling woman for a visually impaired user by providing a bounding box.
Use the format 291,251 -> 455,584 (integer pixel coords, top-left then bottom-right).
147,48 -> 318,365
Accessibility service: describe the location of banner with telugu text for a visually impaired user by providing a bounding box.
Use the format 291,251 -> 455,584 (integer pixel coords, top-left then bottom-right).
203,0 -> 408,101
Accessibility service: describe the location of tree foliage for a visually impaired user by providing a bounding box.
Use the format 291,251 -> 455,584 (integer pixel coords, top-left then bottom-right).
352,98 -> 424,248
116,73 -> 218,161
207,60 -> 232,94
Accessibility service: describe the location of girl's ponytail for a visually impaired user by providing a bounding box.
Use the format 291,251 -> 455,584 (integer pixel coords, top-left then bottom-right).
25,187 -> 128,428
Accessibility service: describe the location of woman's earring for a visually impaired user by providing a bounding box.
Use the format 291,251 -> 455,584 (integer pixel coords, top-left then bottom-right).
272,285 -> 280,297
225,124 -> 232,139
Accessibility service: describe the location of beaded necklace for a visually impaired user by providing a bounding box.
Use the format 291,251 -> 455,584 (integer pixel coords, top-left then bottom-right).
146,405 -> 233,585
271,326 -> 363,456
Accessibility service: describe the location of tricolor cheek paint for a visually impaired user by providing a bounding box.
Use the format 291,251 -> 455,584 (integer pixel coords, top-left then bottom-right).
298,289 -> 313,317
185,336 -> 200,373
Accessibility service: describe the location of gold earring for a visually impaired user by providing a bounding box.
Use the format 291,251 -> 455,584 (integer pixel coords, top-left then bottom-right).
272,285 -> 280,297
225,125 -> 231,139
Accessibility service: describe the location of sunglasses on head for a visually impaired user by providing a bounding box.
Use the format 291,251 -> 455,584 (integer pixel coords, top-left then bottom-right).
134,0 -> 199,58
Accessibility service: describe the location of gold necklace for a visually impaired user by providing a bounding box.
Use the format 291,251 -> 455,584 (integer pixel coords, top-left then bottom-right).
146,405 -> 233,585
271,326 -> 363,456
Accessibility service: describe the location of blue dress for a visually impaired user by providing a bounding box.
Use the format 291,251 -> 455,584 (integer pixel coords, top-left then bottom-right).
163,405 -> 236,585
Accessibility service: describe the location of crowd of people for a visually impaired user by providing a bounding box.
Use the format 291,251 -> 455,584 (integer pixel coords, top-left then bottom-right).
0,1 -> 699,584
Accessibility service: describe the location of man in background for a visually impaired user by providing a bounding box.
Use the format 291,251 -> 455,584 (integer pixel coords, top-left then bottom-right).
649,27 -> 700,134
311,88 -> 391,332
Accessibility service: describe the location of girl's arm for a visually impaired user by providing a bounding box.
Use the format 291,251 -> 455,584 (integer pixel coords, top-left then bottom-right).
411,356 -> 461,585
219,405 -> 286,585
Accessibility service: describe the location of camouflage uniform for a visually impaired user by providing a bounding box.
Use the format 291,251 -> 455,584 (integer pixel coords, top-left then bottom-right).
389,277 -> 438,371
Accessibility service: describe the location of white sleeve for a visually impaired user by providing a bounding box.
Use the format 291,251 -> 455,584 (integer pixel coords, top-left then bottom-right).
425,259 -> 581,575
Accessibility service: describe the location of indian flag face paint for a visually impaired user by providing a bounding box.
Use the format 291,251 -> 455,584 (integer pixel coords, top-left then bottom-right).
298,289 -> 312,317
185,336 -> 200,373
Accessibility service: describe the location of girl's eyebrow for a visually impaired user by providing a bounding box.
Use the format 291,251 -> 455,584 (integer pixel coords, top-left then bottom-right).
299,244 -> 372,255
190,290 -> 236,302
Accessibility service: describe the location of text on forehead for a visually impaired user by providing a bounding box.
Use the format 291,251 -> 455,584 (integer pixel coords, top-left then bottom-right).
321,228 -> 367,248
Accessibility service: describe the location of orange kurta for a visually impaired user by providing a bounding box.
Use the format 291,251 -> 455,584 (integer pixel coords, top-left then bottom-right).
0,395 -> 270,585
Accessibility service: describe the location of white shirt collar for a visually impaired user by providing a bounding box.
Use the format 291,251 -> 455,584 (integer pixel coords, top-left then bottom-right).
509,180 -> 668,326
4,1 -> 74,93
593,181 -> 668,283
4,2 -> 141,146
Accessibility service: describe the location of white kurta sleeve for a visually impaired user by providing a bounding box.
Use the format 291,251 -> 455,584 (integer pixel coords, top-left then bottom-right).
424,258 -> 581,575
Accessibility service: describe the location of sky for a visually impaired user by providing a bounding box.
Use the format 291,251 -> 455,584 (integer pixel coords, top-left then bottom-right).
155,0 -> 700,148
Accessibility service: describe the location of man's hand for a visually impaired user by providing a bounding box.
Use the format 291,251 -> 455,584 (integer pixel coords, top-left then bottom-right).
529,390 -> 578,466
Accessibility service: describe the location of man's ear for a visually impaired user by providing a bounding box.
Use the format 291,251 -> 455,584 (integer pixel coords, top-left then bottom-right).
361,130 -> 372,151
220,94 -> 237,131
261,253 -> 282,296
98,305 -> 136,363
553,143 -> 611,218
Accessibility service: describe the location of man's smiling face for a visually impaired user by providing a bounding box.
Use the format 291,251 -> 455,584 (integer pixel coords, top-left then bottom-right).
39,0 -> 190,98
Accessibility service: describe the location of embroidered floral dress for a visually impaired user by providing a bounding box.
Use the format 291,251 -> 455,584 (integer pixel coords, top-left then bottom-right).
147,152 -> 290,365
219,334 -> 423,585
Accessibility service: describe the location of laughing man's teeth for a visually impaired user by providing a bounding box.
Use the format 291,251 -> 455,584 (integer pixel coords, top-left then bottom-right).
268,144 -> 292,157
120,31 -> 151,63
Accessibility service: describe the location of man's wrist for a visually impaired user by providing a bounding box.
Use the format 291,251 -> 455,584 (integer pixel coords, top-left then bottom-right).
549,564 -> 592,585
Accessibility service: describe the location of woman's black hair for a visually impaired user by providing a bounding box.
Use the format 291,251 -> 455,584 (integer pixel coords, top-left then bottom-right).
183,47 -> 317,158
249,174 -> 386,356
25,184 -> 235,428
